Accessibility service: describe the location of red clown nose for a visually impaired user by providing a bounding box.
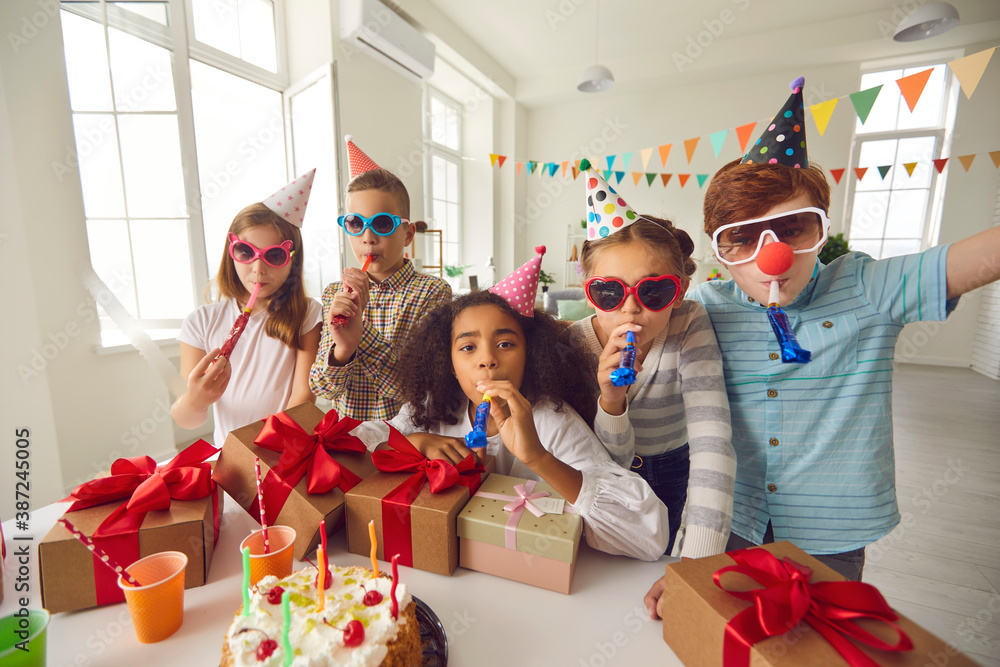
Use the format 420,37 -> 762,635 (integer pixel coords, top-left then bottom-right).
756,242 -> 794,276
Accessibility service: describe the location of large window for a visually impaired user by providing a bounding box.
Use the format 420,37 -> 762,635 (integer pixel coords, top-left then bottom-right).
60,0 -> 317,345
845,61 -> 958,259
425,89 -> 462,266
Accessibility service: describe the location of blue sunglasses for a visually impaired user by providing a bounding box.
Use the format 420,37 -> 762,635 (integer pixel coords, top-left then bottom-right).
337,212 -> 408,236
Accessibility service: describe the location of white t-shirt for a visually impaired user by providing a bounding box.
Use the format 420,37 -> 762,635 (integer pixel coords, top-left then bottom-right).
178,298 -> 323,446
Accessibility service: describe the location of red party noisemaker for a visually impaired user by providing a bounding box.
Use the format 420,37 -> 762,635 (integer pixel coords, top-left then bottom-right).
217,282 -> 261,360
332,255 -> 373,327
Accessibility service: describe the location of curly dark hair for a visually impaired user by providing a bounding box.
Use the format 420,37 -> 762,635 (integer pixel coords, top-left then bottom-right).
396,290 -> 598,432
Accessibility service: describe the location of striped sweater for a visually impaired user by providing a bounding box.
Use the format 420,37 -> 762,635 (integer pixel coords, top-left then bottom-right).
569,299 -> 736,558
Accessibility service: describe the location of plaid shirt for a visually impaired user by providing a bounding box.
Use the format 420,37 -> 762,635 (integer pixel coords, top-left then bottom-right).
309,260 -> 452,420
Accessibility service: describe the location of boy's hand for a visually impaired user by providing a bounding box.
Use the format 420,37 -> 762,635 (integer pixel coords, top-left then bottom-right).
342,267 -> 372,312
477,379 -> 546,468
405,432 -> 475,465
189,347 -> 231,409
597,323 -> 643,415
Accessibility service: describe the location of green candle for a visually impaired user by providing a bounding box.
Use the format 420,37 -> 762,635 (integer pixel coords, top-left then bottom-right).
241,546 -> 251,616
281,590 -> 292,667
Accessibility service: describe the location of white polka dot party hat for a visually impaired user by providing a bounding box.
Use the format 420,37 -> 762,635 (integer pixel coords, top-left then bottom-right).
583,165 -> 639,241
489,246 -> 546,317
345,135 -> 382,180
262,168 -> 316,228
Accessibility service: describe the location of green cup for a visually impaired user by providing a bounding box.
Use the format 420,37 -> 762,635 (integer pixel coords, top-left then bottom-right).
0,608 -> 50,666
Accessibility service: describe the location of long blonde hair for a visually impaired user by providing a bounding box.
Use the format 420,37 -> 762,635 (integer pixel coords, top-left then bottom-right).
214,203 -> 309,350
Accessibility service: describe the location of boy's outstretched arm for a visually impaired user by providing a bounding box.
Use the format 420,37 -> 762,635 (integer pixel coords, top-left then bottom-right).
946,225 -> 1000,299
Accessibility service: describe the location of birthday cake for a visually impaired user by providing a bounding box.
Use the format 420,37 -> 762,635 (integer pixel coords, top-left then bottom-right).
221,564 -> 420,667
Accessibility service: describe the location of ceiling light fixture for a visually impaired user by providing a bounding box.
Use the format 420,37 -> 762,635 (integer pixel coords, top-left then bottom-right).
893,2 -> 960,41
577,0 -> 614,92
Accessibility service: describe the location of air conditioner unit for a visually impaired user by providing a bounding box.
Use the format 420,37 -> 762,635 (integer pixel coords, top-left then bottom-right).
340,0 -> 435,82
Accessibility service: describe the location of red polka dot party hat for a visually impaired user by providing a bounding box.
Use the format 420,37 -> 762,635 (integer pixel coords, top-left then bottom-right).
345,135 -> 382,180
489,246 -> 546,317
583,166 -> 639,241
741,76 -> 808,169
262,168 -> 316,228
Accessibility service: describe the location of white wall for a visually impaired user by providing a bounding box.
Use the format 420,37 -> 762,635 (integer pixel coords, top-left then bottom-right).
520,42 -> 1000,368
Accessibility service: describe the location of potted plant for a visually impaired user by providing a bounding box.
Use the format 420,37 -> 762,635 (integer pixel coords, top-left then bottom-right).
538,270 -> 556,293
444,264 -> 472,290
819,233 -> 851,264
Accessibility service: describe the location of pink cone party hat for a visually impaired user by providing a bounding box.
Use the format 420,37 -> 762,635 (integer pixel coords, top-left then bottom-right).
584,166 -> 639,240
489,246 -> 546,317
345,135 -> 382,180
262,168 -> 316,228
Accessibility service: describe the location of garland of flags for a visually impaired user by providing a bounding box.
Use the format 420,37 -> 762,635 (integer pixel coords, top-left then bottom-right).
487,46 -> 998,188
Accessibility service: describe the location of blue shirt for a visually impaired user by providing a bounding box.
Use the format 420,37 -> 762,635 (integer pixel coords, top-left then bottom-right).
688,246 -> 955,554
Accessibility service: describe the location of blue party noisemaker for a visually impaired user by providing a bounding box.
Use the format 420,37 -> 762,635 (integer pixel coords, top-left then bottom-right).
610,331 -> 638,386
465,395 -> 491,448
766,281 -> 811,364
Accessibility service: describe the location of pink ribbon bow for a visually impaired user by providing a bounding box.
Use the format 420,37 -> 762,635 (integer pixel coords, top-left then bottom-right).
475,480 -> 551,550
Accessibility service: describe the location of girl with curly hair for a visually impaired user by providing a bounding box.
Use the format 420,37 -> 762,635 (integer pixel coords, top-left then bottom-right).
353,285 -> 672,562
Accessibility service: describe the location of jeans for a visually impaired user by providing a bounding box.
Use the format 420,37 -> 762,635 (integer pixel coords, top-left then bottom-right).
725,521 -> 867,581
631,444 -> 689,554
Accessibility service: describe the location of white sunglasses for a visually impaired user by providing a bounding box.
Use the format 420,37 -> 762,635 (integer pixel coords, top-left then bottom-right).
711,206 -> 831,266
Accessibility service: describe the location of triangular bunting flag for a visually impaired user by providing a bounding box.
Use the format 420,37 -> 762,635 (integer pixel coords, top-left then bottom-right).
622,152 -> 633,172
948,47 -> 996,100
614,171 -> 625,184
632,172 -> 643,186
697,174 -> 709,188
528,161 -> 537,174
932,158 -> 948,173
606,155 -> 616,171
640,147 -> 654,171
897,68 -> 933,112
903,162 -> 918,177
561,161 -> 568,177
548,162 -> 558,177
661,173 -> 672,187
854,167 -> 868,181
602,170 -> 612,181
658,144 -> 672,166
489,153 -> 499,167
683,138 -> 700,164
538,163 -> 545,178
990,151 -> 1000,168
517,162 -> 523,176
735,122 -> 757,154
709,130 -> 728,158
877,165 -> 891,180
849,85 -> 883,125
497,155 -> 507,168
958,155 -> 976,172
572,165 -> 580,179
829,168 -> 845,184
678,174 -> 691,188
645,173 -> 656,186
809,98 -> 839,137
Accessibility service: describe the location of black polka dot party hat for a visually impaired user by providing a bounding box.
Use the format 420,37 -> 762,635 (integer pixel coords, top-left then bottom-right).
741,76 -> 808,169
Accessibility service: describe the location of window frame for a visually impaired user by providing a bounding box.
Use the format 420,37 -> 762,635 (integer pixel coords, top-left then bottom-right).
842,52 -> 962,260
423,86 -> 463,267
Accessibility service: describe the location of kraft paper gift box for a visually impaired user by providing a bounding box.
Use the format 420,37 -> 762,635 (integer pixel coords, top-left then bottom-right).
344,426 -> 493,576
660,540 -> 979,666
38,440 -> 222,614
457,473 -> 582,594
213,402 -> 376,561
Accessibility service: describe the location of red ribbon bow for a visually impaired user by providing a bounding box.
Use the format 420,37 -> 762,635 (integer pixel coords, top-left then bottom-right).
714,548 -> 913,667
372,426 -> 485,567
60,439 -> 220,605
250,409 -> 367,521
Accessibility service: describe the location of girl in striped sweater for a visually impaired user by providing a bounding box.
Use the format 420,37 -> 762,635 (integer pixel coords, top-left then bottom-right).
569,168 -> 736,559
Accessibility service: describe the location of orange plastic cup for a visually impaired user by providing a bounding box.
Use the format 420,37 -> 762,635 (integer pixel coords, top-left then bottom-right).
117,551 -> 188,644
240,526 -> 296,588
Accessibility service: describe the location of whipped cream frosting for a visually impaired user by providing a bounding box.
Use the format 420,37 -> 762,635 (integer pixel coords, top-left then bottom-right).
226,565 -> 413,667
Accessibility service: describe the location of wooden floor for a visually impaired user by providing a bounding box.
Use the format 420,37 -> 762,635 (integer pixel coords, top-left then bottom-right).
863,364 -> 1000,666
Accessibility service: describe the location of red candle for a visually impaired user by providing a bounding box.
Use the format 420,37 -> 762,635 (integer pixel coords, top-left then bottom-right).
390,554 -> 399,620
320,519 -> 329,575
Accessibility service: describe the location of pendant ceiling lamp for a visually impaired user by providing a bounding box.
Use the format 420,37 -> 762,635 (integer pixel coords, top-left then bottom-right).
577,0 -> 615,92
893,2 -> 960,41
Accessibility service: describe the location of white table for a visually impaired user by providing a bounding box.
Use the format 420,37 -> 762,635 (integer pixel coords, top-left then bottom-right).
2,494 -> 684,666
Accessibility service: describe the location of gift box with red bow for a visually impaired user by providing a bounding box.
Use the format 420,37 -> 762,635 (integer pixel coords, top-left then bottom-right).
457,473 -> 582,594
344,426 -> 494,576
213,403 -> 375,560
660,541 -> 977,666
38,439 -> 222,614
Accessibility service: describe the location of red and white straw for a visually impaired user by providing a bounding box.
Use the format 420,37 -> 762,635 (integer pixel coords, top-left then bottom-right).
254,456 -> 271,554
58,517 -> 142,586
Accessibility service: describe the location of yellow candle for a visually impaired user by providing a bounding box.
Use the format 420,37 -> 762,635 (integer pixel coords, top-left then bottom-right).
368,520 -> 379,577
317,546 -> 326,612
